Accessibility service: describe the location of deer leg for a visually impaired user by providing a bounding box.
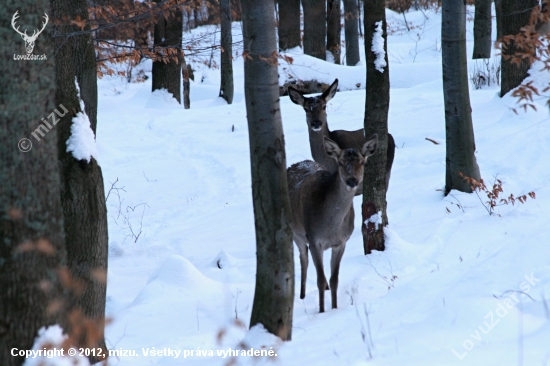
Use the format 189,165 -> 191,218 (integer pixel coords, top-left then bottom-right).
294,235 -> 308,299
308,242 -> 326,313
330,243 -> 346,309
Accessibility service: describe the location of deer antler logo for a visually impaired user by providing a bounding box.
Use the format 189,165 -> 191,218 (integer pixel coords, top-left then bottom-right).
11,11 -> 49,54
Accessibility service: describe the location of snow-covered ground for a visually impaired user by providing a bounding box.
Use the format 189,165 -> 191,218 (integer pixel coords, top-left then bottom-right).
92,7 -> 550,366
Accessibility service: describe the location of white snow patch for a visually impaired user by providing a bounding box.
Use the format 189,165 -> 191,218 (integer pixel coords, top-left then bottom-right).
372,21 -> 387,73
66,79 -> 99,163
365,210 -> 383,230
23,325 -> 89,366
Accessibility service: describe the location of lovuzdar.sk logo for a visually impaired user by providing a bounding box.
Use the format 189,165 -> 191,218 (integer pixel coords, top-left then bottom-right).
12,10 -> 48,61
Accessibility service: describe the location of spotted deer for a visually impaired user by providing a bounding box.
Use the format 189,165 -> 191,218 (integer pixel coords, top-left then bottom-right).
287,135 -> 378,312
288,79 -> 395,195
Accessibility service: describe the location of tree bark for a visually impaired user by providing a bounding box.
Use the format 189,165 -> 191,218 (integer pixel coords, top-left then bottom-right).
495,0 -> 502,41
242,0 -> 294,341
51,0 -> 109,362
0,3 -> 67,365
278,0 -> 301,50
343,0 -> 360,65
473,0 -> 492,58
362,0 -> 389,254
500,0 -> 537,97
303,0 -> 327,60
152,9 -> 183,103
327,0 -> 341,63
183,63 -> 191,109
442,0 -> 482,195
220,0 -> 234,104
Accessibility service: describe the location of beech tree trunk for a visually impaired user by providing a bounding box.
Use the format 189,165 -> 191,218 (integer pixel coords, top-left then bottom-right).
51,0 -> 109,362
278,0 -> 301,50
442,0 -> 482,195
362,0 -> 389,254
327,0 -> 341,63
343,0 -> 360,65
152,9 -> 183,103
242,0 -> 294,341
303,0 -> 327,59
500,0 -> 538,97
220,0 -> 234,104
473,0 -> 492,58
0,3 -> 67,365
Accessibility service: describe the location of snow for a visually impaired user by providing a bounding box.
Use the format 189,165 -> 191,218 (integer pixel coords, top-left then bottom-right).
92,6 -> 550,366
372,21 -> 387,73
23,325 -> 89,366
66,79 -> 99,163
365,210 -> 383,230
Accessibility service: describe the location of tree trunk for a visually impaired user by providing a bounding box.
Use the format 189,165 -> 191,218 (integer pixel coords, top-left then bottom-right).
500,0 -> 537,97
51,0 -> 109,362
442,0 -> 482,195
362,0 -> 389,254
473,0 -> 492,58
303,0 -> 327,60
220,0 -> 234,104
0,3 -> 67,365
278,0 -> 301,50
327,0 -> 342,63
242,0 -> 294,341
183,63 -> 191,109
152,9 -> 183,103
343,0 -> 360,65
495,0 -> 502,41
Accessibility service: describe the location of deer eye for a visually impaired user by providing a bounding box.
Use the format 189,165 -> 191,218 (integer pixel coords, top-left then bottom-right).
322,105 -> 326,110
338,162 -> 343,167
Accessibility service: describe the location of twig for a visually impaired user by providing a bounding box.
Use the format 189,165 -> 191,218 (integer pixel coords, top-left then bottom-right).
425,137 -> 439,145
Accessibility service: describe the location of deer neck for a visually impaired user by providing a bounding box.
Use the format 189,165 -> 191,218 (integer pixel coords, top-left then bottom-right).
308,122 -> 338,173
321,171 -> 356,222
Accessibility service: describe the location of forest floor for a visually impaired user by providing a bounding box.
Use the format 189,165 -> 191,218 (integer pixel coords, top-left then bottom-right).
91,6 -> 550,366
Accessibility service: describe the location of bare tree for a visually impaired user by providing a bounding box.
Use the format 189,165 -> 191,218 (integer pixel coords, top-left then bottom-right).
242,0 -> 294,341
343,0 -> 360,65
327,0 -> 342,63
51,0 -> 109,361
1,4 -> 67,365
362,0 -> 390,254
303,0 -> 327,59
278,0 -> 301,50
442,0 -> 482,195
473,0 -> 492,58
220,0 -> 234,103
500,0 -> 538,96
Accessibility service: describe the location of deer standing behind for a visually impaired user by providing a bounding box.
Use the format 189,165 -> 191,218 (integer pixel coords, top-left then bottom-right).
287,135 -> 378,312
288,79 -> 395,195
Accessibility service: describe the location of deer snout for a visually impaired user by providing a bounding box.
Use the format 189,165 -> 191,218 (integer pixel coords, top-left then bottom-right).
345,177 -> 358,190
311,120 -> 322,131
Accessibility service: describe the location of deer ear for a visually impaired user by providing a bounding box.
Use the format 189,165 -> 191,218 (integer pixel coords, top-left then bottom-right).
323,137 -> 341,159
321,79 -> 338,102
288,87 -> 305,106
361,134 -> 378,158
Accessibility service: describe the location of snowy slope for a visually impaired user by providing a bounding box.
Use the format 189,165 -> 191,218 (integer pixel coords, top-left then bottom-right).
94,7 -> 550,366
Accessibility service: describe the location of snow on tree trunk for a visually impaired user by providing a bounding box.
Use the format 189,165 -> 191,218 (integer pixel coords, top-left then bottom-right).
242,0 -> 295,341
362,0 -> 389,254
